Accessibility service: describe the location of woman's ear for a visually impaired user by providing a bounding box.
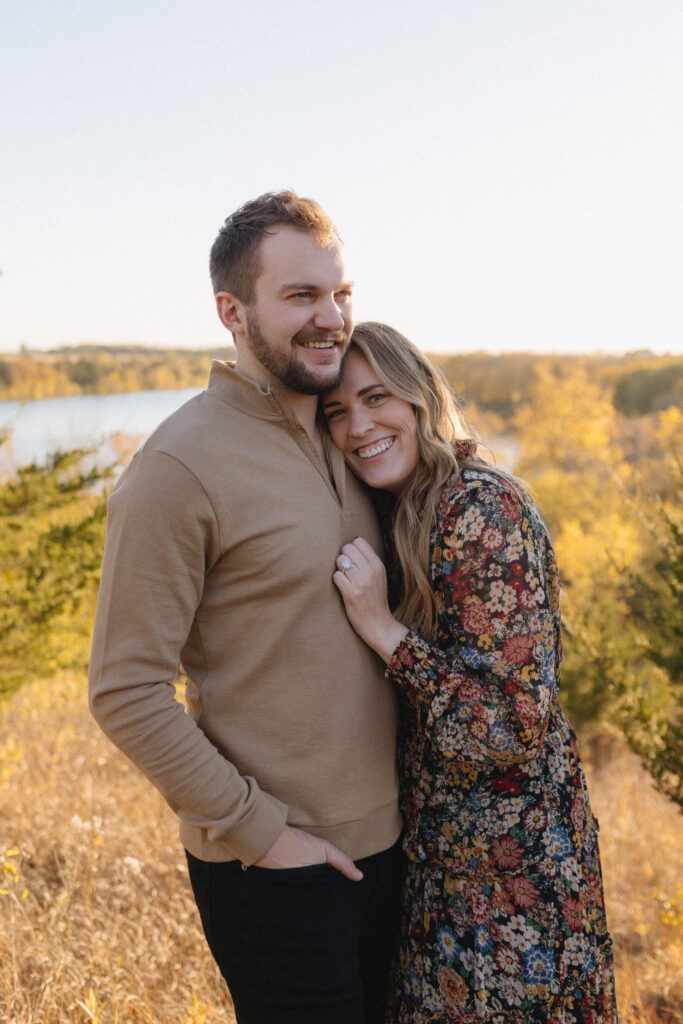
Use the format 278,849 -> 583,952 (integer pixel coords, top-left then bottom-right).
215,292 -> 247,336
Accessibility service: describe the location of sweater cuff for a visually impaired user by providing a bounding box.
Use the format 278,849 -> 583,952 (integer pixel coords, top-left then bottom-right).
210,789 -> 289,866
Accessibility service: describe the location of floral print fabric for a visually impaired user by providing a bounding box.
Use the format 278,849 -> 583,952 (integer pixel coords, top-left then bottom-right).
385,465 -> 617,1024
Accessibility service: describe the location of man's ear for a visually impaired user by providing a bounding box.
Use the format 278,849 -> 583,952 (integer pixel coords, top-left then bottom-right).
216,291 -> 247,336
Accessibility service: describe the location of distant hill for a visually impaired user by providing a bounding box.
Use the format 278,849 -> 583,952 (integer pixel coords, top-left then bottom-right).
433,350 -> 683,420
0,344 -> 681,421
0,345 -> 234,402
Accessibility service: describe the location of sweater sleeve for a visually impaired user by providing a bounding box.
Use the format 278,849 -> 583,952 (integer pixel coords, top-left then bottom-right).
88,449 -> 288,864
385,475 -> 560,768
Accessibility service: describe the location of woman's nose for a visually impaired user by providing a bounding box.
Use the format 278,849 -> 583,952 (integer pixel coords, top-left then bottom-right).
348,406 -> 373,437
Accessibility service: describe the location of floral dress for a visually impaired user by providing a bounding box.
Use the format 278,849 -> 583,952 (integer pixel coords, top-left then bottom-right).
384,458 -> 617,1024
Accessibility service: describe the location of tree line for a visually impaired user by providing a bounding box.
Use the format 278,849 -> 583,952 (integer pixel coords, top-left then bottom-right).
0,345 -> 232,401
1,345 -> 682,420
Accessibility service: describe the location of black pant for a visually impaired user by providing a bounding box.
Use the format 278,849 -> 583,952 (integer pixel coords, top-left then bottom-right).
186,840 -> 402,1024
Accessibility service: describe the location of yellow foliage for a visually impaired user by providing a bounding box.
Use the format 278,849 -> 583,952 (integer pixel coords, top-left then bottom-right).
182,992 -> 210,1024
76,987 -> 108,1023
656,404 -> 683,445
556,513 -> 642,590
0,737 -> 25,784
514,362 -> 619,476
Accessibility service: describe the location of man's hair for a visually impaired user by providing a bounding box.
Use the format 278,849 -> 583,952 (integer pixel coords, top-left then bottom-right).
209,190 -> 341,302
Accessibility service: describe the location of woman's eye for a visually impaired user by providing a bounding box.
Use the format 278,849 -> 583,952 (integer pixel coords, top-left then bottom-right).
368,392 -> 388,403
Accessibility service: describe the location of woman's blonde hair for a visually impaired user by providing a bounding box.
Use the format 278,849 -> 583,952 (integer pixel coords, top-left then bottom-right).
348,322 -> 485,638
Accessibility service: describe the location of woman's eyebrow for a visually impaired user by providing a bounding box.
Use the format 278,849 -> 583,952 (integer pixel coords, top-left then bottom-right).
322,383 -> 384,410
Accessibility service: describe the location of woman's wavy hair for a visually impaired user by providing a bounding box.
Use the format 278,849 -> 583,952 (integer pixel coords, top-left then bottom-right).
348,322 -> 488,637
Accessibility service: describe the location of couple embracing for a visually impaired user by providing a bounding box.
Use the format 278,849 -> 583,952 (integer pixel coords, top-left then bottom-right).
89,192 -> 617,1024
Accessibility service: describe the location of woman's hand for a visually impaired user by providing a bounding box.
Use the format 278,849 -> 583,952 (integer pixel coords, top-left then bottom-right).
333,537 -> 409,663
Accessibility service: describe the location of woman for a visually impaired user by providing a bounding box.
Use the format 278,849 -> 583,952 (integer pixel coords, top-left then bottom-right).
322,323 -> 617,1024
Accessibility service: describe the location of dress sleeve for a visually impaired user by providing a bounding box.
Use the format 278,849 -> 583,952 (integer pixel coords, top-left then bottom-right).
88,449 -> 288,864
385,475 -> 561,768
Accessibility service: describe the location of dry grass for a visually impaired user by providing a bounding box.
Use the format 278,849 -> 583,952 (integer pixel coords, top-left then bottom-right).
581,731 -> 683,1024
1,674 -> 682,1024
0,673 -> 234,1023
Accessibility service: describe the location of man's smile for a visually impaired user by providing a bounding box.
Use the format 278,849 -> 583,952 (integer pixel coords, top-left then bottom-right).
294,327 -> 347,352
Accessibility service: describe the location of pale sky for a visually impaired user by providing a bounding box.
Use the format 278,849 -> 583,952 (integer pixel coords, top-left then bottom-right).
1,0 -> 682,357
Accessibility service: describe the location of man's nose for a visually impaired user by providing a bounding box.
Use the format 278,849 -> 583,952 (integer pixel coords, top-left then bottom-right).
313,295 -> 345,331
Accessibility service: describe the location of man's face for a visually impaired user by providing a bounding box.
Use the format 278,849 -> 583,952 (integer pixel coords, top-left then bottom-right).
241,226 -> 354,394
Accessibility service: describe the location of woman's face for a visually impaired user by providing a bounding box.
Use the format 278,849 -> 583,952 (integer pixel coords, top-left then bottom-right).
322,347 -> 420,495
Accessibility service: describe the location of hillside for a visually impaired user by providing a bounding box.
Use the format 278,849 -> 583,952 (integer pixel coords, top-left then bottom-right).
1,346 -> 681,421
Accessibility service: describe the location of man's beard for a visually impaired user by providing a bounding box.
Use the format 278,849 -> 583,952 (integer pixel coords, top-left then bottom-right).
244,308 -> 348,395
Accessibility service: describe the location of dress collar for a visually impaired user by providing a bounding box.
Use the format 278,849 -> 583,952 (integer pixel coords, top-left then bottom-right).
453,438 -> 478,461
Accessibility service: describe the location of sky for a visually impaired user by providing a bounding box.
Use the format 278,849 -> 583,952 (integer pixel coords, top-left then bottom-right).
1,0 -> 682,357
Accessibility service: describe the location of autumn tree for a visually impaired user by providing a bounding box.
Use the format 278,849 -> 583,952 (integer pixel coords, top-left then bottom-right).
512,368 -> 683,807
616,408 -> 683,806
0,440 -> 111,699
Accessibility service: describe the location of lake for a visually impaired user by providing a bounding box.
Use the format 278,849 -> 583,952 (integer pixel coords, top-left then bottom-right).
0,387 -> 519,474
0,387 -> 202,471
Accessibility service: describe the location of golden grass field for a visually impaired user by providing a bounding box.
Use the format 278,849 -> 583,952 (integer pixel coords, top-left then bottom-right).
1,672 -> 682,1024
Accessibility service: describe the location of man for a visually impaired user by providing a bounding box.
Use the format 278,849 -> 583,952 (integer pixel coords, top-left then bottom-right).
88,191 -> 402,1024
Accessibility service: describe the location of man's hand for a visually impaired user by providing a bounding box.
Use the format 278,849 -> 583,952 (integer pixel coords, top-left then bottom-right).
253,824 -> 363,881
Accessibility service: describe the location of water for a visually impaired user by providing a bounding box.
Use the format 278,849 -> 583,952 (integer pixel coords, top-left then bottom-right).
0,387 -> 203,471
0,387 -> 520,474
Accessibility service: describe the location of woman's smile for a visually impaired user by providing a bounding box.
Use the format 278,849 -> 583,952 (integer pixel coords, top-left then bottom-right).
356,436 -> 396,460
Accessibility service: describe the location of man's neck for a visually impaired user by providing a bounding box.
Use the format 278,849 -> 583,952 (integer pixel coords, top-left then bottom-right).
233,357 -> 325,461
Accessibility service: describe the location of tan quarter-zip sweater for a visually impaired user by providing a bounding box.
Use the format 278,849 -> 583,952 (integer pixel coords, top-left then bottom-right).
89,362 -> 402,865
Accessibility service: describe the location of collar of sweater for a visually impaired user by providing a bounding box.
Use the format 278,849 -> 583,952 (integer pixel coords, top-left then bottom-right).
206,359 -> 309,426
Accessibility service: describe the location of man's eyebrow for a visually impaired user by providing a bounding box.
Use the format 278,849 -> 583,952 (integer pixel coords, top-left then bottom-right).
279,280 -> 355,293
280,282 -> 316,292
